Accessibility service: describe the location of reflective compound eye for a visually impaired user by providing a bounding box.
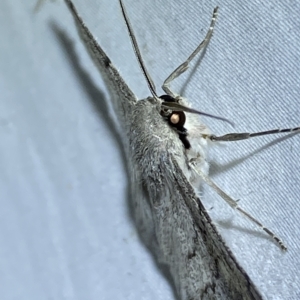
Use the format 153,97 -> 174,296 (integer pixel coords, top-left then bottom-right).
169,111 -> 186,128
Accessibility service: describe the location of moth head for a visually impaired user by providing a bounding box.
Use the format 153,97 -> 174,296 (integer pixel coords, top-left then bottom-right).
159,94 -> 234,149
160,94 -> 234,127
159,94 -> 190,149
159,95 -> 187,128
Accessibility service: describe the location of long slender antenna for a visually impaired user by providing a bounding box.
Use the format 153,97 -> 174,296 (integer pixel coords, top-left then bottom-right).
119,0 -> 158,99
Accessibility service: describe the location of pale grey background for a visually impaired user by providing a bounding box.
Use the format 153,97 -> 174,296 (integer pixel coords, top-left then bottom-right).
0,0 -> 299,299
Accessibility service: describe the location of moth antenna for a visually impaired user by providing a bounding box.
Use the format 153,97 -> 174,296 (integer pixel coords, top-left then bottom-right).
119,0 -> 159,99
162,101 -> 234,127
119,0 -> 233,129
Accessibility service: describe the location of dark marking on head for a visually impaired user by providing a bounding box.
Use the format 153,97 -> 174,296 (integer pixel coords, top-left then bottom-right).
159,94 -> 191,149
159,94 -> 177,102
179,131 -> 191,149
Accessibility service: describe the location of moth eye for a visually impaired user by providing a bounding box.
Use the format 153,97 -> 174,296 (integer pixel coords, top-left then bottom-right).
169,111 -> 186,127
170,113 -> 180,124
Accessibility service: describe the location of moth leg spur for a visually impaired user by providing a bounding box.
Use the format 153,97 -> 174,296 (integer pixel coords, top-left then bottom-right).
191,165 -> 288,251
162,7 -> 219,98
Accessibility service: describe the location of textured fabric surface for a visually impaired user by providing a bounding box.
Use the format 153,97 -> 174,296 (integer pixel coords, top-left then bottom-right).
0,0 -> 299,299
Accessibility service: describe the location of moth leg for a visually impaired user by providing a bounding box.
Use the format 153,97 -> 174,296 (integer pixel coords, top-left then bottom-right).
162,7 -> 218,97
190,164 -> 287,251
209,126 -> 300,142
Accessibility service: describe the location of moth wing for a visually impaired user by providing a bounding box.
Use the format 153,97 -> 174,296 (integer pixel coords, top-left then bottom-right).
131,148 -> 262,299
65,0 -> 137,123
170,156 -> 263,299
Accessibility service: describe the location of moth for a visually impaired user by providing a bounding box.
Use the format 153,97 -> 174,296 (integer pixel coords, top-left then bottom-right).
64,0 -> 299,299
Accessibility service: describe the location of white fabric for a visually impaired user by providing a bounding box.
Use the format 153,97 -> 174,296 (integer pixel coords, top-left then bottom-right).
0,0 -> 299,299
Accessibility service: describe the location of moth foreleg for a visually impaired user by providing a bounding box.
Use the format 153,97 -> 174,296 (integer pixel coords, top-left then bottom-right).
190,164 -> 287,251
162,7 -> 219,97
